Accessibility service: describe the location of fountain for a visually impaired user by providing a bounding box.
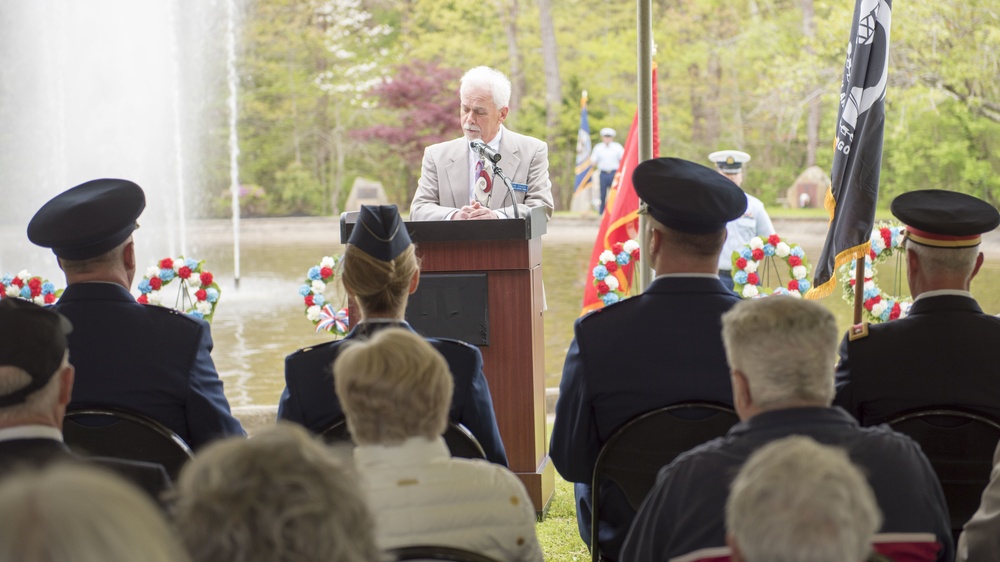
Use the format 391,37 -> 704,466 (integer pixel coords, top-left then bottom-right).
0,1 -> 229,280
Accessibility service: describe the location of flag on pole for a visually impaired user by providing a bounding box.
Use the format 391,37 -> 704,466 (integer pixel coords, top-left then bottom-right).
573,91 -> 595,195
581,66 -> 659,315
806,0 -> 893,299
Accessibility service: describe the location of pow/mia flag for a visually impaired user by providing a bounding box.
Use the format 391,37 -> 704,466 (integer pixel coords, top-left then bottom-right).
806,0 -> 892,299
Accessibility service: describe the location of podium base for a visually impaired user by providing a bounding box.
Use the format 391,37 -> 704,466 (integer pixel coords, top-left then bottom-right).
516,454 -> 556,520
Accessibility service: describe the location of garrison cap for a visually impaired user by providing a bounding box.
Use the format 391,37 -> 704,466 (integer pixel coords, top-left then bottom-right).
634,158 -> 747,234
0,298 -> 73,407
891,190 -> 1000,248
600,128 -> 616,138
348,205 -> 412,261
27,178 -> 145,260
708,150 -> 751,173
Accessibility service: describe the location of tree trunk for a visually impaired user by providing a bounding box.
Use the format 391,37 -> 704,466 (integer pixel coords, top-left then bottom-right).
537,0 -> 562,208
499,0 -> 524,116
802,0 -> 820,167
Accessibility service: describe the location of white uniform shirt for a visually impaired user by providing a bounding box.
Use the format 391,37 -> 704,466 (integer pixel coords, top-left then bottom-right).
591,141 -> 625,172
718,192 -> 775,271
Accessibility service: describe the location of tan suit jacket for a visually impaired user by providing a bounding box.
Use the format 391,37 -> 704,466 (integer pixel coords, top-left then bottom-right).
958,441 -> 1000,561
409,126 -> 553,221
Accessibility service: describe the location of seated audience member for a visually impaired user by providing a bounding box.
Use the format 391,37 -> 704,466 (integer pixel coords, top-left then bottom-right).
726,436 -> 882,562
958,441 -> 1000,561
0,464 -> 190,562
835,190 -> 1000,424
279,204 -> 507,465
0,298 -> 170,501
26,178 -> 244,449
171,424 -> 379,562
335,327 -> 543,562
620,296 -> 953,562
550,157 -> 747,559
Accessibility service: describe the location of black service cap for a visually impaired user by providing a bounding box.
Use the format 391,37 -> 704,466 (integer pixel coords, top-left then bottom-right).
348,205 -> 412,261
27,178 -> 145,260
633,158 -> 747,234
0,298 -> 73,407
891,190 -> 1000,248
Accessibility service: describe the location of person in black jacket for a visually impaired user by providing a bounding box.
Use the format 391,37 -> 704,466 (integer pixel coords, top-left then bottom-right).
0,297 -> 171,502
278,204 -> 507,465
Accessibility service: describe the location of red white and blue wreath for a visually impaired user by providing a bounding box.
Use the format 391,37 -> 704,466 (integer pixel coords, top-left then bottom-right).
839,223 -> 912,323
732,234 -> 810,298
592,240 -> 641,306
299,256 -> 349,335
137,257 -> 221,322
0,271 -> 63,304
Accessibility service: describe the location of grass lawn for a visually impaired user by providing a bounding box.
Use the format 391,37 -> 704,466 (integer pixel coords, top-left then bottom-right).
536,473 -> 591,561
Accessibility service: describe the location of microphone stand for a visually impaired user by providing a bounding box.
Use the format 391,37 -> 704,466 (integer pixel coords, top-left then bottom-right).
488,161 -> 521,220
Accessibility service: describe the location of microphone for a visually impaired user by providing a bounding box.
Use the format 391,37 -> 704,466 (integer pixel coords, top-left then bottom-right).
470,139 -> 501,163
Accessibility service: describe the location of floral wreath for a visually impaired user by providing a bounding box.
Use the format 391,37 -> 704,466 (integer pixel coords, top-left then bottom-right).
839,223 -> 912,323
732,234 -> 811,299
592,240 -> 641,306
298,256 -> 349,335
0,271 -> 63,305
137,257 -> 221,322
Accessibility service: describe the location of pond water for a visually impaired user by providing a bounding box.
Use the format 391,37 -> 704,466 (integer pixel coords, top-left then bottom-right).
149,217 -> 1000,409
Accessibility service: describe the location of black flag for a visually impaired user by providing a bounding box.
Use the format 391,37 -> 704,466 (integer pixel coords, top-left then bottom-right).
806,0 -> 892,299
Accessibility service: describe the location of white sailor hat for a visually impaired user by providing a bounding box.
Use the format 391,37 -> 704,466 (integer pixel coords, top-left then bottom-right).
708,150 -> 751,173
600,128 -> 616,137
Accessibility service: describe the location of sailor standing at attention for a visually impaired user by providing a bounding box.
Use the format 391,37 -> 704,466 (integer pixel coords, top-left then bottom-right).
710,150 -> 775,293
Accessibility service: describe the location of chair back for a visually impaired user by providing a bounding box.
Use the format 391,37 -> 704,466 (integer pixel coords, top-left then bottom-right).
389,545 -> 501,562
321,419 -> 487,461
63,407 -> 194,480
888,408 -> 1000,531
590,402 -> 739,562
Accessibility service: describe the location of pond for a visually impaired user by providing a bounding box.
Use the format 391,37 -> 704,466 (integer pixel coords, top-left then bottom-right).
178,216 -> 1000,409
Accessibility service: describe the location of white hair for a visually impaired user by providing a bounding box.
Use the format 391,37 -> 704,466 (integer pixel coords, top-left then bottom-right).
0,359 -> 65,424
460,66 -> 511,109
0,464 -> 190,562
721,297 -> 837,408
173,424 -> 380,562
726,436 -> 882,562
905,238 -> 979,279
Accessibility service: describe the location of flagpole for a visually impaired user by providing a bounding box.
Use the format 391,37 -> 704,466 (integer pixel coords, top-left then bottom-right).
853,257 -> 864,324
637,0 -> 653,292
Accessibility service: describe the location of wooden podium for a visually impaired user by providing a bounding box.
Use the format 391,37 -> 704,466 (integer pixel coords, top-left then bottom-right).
340,207 -> 555,514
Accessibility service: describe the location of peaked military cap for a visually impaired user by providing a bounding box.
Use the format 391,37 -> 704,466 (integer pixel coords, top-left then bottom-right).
600,128 -> 616,137
891,190 -> 1000,248
0,298 -> 73,407
27,178 -> 145,260
348,205 -> 412,261
708,150 -> 751,173
633,158 -> 747,234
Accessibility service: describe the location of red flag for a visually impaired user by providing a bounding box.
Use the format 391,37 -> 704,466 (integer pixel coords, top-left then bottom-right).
580,67 -> 659,315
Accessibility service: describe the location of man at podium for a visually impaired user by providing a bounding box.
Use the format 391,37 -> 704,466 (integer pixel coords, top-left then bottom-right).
409,66 -> 553,221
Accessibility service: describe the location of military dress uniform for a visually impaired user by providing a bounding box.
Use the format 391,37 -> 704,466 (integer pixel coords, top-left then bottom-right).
27,179 -> 245,450
834,189 -> 1000,425
279,205 -> 508,466
550,158 -> 747,560
279,320 -> 508,466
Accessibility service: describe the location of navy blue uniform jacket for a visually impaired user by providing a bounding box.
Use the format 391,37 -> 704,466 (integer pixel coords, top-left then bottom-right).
835,294 -> 1000,425
55,283 -> 245,450
621,407 -> 953,562
549,275 -> 740,560
277,321 -> 508,466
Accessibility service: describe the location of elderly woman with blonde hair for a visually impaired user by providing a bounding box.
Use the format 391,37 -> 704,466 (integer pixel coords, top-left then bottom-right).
336,327 -> 544,562
0,464 -> 189,562
278,204 -> 507,465
171,423 -> 380,562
